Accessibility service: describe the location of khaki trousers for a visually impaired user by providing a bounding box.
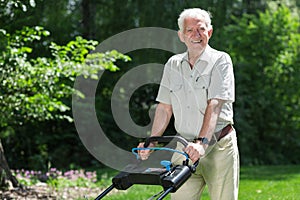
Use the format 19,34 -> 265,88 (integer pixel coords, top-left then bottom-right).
171,130 -> 239,200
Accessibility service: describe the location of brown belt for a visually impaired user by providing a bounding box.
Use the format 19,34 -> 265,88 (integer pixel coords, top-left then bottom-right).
189,124 -> 233,144
203,124 -> 233,145
215,124 -> 233,141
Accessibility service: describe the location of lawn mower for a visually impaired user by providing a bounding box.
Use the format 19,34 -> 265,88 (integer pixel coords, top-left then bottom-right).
95,136 -> 199,200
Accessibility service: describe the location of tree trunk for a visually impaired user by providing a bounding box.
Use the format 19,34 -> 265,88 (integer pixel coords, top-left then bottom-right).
0,139 -> 19,188
81,0 -> 91,39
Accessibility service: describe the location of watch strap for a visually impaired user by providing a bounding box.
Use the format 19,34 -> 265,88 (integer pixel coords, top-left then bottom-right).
195,137 -> 209,144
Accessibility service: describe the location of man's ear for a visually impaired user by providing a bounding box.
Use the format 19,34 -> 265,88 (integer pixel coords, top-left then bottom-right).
178,31 -> 185,43
208,28 -> 213,38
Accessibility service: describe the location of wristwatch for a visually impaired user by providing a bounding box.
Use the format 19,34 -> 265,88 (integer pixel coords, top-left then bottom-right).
196,137 -> 210,145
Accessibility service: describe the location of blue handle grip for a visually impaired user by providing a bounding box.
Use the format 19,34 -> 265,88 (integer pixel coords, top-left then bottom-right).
132,147 -> 189,160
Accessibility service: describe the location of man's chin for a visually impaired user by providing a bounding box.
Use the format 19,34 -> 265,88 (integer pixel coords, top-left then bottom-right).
189,44 -> 205,52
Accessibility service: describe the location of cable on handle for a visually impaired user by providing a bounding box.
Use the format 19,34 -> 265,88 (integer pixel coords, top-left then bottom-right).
132,147 -> 189,160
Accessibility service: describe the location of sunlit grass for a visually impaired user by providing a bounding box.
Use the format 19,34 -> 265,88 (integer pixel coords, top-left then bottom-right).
238,165 -> 300,200
98,165 -> 300,200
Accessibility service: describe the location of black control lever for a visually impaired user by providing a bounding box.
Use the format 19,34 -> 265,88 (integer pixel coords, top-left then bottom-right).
144,136 -> 189,147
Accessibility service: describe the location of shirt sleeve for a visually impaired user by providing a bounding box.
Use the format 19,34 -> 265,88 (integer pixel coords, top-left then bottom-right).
208,53 -> 235,102
156,60 -> 172,105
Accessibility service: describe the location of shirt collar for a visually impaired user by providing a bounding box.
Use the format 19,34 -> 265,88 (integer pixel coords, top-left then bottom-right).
181,45 -> 212,64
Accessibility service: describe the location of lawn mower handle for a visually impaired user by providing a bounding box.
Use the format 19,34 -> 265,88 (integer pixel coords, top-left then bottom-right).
144,136 -> 199,171
95,136 -> 200,200
144,136 -> 189,147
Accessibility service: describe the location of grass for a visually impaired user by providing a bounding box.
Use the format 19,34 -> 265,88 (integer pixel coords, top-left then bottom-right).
12,165 -> 300,199
238,165 -> 300,200
98,165 -> 300,200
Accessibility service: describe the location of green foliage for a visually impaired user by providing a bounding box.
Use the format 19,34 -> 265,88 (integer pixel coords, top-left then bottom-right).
1,0 -> 299,170
0,0 -> 36,12
0,26 -> 130,128
224,5 -> 300,164
0,25 -> 130,170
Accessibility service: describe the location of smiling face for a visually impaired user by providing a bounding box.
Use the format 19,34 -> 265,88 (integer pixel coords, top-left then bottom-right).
178,17 -> 213,56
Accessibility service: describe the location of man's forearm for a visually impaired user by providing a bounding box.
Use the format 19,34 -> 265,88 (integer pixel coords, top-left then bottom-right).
151,103 -> 173,137
198,99 -> 225,141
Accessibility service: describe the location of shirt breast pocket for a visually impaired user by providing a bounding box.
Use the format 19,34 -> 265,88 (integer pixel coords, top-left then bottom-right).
169,75 -> 183,110
194,74 -> 210,107
170,83 -> 183,93
194,74 -> 210,90
170,73 -> 183,93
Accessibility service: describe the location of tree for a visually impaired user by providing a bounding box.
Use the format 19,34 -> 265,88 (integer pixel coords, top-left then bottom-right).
1,0 -> 299,173
224,4 -> 300,164
0,25 -> 130,187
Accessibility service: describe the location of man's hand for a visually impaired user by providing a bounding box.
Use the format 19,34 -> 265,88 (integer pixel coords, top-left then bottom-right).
137,103 -> 172,160
184,142 -> 206,163
137,142 -> 155,160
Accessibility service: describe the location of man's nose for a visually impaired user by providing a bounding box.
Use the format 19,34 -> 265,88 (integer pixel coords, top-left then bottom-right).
192,29 -> 201,37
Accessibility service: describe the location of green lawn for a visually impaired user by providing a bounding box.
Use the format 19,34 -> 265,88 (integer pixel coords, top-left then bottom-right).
239,165 -> 300,200
96,165 -> 300,200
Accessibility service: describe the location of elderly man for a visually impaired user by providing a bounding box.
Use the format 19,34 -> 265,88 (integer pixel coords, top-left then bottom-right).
139,8 -> 239,200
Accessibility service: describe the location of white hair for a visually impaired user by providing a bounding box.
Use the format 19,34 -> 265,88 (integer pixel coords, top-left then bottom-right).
178,8 -> 213,32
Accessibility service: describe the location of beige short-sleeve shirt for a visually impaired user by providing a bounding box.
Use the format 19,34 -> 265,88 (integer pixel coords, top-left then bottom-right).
156,46 -> 235,139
